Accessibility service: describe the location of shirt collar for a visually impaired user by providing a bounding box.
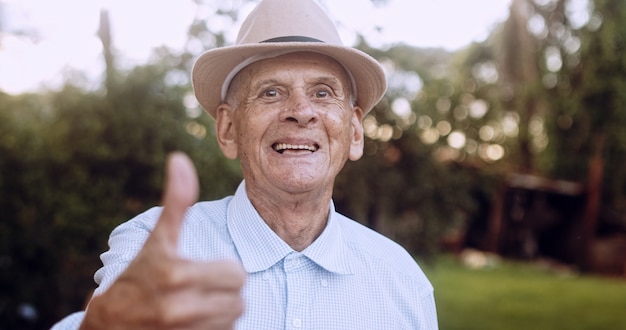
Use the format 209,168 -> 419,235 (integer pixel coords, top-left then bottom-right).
227,181 -> 353,275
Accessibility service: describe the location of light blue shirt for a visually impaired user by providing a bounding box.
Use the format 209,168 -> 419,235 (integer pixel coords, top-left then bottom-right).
53,181 -> 438,329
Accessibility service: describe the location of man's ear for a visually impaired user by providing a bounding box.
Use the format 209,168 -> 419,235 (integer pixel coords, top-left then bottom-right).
215,104 -> 238,160
348,106 -> 365,161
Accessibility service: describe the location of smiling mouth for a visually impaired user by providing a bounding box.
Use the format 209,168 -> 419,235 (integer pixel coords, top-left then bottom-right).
272,143 -> 319,154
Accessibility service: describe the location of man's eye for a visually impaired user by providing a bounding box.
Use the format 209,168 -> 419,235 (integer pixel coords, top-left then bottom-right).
315,90 -> 329,98
263,89 -> 278,97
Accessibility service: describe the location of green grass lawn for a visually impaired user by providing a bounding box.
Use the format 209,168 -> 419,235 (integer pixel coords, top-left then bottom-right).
422,255 -> 626,330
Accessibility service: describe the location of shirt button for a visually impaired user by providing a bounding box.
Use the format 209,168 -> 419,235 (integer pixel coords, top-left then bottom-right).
292,318 -> 302,328
321,279 -> 328,287
262,273 -> 270,280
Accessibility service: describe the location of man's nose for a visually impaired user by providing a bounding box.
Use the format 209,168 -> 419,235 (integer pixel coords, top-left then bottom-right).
281,91 -> 318,125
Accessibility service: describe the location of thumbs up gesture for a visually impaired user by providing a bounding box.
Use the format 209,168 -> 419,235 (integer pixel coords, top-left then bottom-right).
80,153 -> 246,330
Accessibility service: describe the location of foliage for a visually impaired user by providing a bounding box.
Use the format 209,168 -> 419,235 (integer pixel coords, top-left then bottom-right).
337,0 -> 626,266
545,0 -> 626,213
0,61 -> 241,328
3,0 -> 626,328
331,39 -> 507,259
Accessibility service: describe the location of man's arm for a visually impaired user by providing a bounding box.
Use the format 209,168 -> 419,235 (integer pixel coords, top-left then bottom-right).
57,153 -> 246,330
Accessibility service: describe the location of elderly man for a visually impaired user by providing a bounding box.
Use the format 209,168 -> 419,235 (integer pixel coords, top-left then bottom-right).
53,0 -> 438,329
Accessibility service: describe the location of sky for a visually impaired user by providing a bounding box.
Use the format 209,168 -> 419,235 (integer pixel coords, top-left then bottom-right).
0,0 -> 512,94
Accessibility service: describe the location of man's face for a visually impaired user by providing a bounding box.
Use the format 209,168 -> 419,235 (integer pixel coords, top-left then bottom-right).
216,52 -> 364,196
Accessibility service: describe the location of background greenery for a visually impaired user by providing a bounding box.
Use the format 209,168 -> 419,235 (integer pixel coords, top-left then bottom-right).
426,255 -> 626,330
1,0 -> 625,329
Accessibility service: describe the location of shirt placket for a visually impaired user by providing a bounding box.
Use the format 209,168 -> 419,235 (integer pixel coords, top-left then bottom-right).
283,252 -> 310,329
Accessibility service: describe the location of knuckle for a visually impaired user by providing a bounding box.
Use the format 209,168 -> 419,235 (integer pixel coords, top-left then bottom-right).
156,261 -> 188,289
214,293 -> 245,318
220,261 -> 247,287
153,296 -> 180,326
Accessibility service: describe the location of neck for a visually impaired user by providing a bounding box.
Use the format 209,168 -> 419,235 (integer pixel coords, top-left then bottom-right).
246,184 -> 332,252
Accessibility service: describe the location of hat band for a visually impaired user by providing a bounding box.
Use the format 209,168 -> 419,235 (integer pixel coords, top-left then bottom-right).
261,36 -> 324,43
220,37 -> 358,105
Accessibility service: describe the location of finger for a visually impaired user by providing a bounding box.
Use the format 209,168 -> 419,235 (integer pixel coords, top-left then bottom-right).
152,152 -> 199,253
168,260 -> 246,292
157,261 -> 246,329
198,261 -> 246,291
164,288 -> 245,329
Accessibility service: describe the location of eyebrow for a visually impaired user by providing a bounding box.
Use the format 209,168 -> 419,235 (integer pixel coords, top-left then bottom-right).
252,78 -> 281,91
253,76 -> 343,86
312,76 -> 345,88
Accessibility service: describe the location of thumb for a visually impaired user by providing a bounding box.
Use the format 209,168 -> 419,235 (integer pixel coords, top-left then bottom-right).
151,152 -> 199,254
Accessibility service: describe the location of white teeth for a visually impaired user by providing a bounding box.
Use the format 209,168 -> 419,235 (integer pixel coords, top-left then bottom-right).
273,143 -> 318,152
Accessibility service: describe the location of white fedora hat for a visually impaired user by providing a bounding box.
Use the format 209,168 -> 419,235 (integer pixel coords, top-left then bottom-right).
191,0 -> 387,118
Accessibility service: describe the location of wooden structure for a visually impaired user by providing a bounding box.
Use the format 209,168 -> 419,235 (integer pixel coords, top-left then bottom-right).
473,173 -> 626,275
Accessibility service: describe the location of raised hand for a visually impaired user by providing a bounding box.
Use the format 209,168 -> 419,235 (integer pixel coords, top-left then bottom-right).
80,152 -> 246,330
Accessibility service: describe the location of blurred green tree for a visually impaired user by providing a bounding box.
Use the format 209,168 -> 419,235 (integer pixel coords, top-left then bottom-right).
541,0 -> 626,268
3,0 -> 626,328
0,56 -> 241,328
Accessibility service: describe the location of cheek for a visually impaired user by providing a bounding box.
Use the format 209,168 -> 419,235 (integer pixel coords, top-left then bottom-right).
321,104 -> 347,125
237,130 -> 260,158
235,115 -> 270,156
325,111 -> 354,140
234,111 -> 259,140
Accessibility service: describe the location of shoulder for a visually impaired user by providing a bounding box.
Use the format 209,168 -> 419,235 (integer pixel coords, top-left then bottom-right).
114,196 -> 234,232
186,195 -> 233,227
102,196 -> 237,265
336,213 -> 431,280
335,213 -> 434,299
335,213 -> 408,258
104,196 -> 234,258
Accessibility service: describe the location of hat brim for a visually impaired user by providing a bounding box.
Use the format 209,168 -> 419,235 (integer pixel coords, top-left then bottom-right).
191,42 -> 387,118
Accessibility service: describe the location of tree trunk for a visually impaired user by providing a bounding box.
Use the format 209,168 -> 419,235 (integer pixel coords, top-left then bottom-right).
581,132 -> 606,271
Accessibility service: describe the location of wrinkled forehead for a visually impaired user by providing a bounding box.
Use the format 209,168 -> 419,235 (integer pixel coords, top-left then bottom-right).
223,51 -> 356,100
